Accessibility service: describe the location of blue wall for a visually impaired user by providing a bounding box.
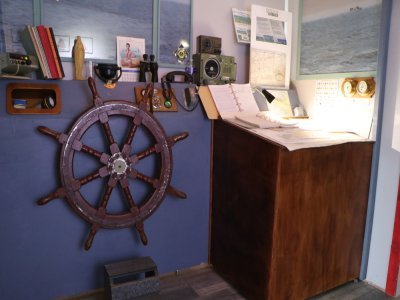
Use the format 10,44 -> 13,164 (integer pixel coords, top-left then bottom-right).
0,79 -> 211,299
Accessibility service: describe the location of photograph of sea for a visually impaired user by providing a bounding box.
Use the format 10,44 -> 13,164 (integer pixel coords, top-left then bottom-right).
299,0 -> 381,76
159,0 -> 191,65
0,0 -> 33,54
43,0 -> 153,61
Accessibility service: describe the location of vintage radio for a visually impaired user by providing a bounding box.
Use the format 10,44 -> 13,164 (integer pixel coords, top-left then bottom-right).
197,35 -> 222,55
0,52 -> 38,77
192,53 -> 236,85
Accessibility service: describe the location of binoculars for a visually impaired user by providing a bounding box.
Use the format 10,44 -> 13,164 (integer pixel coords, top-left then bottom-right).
139,54 -> 158,83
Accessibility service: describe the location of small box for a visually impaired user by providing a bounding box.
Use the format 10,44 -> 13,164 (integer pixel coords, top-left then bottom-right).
104,257 -> 160,300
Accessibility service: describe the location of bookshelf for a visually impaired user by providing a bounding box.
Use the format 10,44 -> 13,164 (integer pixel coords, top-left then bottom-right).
6,83 -> 61,114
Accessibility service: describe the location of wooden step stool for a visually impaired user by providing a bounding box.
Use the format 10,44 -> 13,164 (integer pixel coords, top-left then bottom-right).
104,256 -> 160,299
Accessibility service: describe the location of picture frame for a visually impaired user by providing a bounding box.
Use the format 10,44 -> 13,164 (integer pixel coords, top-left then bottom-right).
158,0 -> 192,66
297,0 -> 382,79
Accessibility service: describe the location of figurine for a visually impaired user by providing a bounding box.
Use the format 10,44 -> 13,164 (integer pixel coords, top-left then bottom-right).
73,36 -> 85,80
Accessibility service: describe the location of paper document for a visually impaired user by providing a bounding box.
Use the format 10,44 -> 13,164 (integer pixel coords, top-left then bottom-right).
235,112 -> 297,129
208,83 -> 259,119
251,127 -> 368,151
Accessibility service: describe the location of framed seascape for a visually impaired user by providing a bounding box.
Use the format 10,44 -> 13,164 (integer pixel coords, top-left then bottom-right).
297,0 -> 382,79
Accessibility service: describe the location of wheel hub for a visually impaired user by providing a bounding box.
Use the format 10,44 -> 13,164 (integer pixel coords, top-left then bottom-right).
108,152 -> 130,179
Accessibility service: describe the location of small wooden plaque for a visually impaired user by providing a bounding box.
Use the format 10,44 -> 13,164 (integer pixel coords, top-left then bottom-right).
134,87 -> 178,112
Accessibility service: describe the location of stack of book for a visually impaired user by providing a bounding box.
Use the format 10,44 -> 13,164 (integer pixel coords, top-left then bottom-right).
20,25 -> 65,79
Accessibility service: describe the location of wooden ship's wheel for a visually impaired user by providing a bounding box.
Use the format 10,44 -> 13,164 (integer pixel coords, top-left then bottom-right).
37,77 -> 188,250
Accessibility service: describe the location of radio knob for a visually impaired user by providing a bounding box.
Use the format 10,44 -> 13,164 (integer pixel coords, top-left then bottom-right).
21,61 -> 26,65
26,60 -> 32,65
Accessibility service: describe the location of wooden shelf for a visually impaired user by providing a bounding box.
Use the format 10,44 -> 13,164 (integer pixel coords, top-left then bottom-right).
6,83 -> 61,114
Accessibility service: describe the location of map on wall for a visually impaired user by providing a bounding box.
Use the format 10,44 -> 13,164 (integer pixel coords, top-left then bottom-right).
299,0 -> 382,76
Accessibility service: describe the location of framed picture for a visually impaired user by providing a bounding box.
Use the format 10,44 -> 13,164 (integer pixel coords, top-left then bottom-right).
159,0 -> 192,66
297,0 -> 382,79
117,36 -> 145,69
0,0 -> 34,53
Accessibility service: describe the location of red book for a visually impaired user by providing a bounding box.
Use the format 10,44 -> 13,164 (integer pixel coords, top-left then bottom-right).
36,25 -> 58,79
45,27 -> 62,78
31,26 -> 51,79
48,27 -> 65,78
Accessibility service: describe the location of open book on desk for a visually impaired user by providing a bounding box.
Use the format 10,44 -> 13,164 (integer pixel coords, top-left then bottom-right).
208,83 -> 259,119
207,83 -> 297,128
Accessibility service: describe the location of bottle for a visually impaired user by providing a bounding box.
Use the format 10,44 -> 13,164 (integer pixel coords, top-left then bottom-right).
185,58 -> 194,76
185,58 -> 195,82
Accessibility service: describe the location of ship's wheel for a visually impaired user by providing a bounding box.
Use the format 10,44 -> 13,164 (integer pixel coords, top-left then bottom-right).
37,77 -> 188,250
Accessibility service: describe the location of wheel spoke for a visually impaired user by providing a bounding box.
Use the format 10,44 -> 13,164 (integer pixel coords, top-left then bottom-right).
129,144 -> 159,163
98,178 -> 117,209
168,132 -> 189,146
37,187 -> 66,205
119,178 -> 139,211
131,171 -> 160,189
135,221 -> 148,245
78,170 -> 102,186
80,144 -> 104,159
80,143 -> 109,162
38,126 -> 68,144
125,116 -> 142,146
121,122 -> 139,156
166,184 -> 187,199
101,121 -> 115,146
84,224 -> 99,250
119,178 -> 148,245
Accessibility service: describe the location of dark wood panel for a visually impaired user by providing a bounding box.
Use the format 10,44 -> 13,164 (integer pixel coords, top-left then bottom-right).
270,142 -> 373,299
210,120 -> 280,300
210,121 -> 374,300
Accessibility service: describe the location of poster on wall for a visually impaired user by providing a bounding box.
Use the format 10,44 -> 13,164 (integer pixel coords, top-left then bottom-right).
232,8 -> 251,43
249,5 -> 292,89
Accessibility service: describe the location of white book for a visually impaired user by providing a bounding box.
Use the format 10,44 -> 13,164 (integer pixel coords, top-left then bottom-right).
208,83 -> 260,119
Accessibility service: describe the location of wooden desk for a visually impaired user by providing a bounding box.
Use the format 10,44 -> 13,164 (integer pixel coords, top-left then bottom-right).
210,121 -> 373,300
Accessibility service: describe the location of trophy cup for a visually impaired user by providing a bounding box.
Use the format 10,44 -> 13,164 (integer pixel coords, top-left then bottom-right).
94,63 -> 122,88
